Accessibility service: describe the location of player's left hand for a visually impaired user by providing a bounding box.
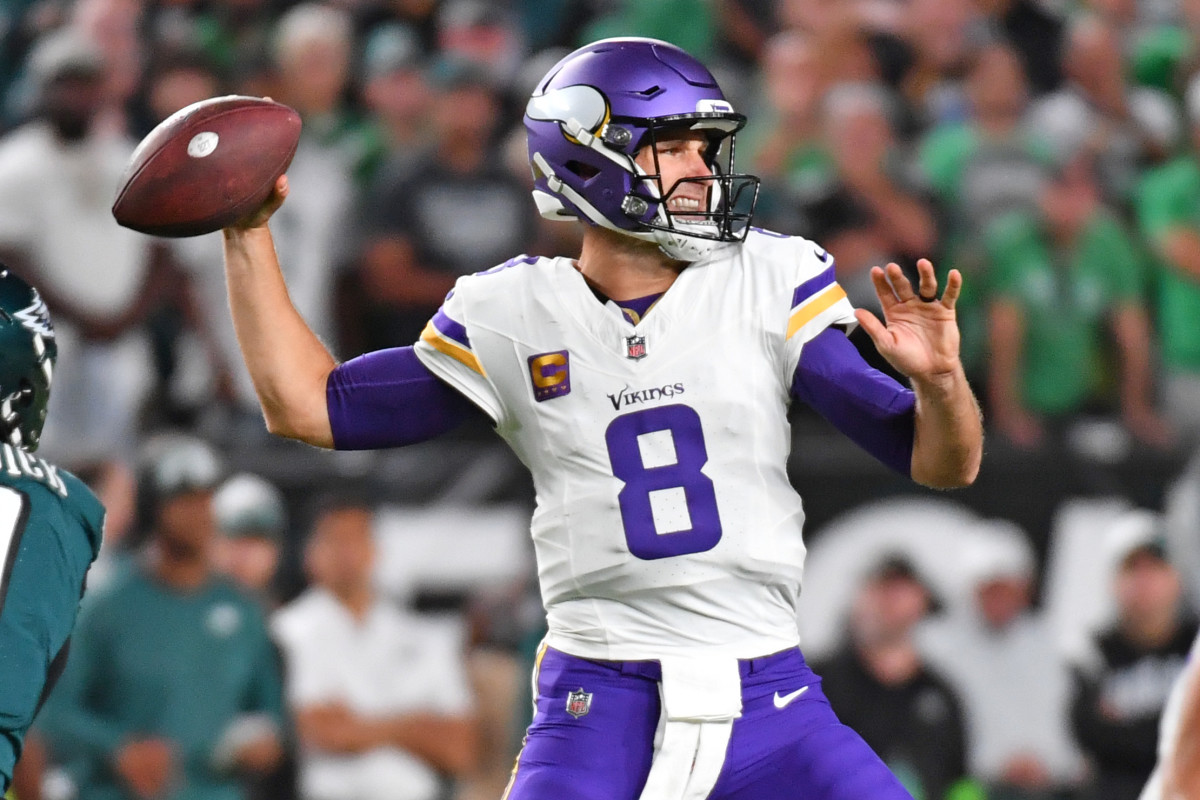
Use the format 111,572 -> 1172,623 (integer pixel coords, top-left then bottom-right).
855,259 -> 962,382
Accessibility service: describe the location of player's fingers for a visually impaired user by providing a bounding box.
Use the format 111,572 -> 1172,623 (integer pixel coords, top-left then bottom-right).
854,308 -> 891,348
941,268 -> 963,310
870,266 -> 898,311
916,258 -> 938,301
885,262 -> 916,303
259,176 -> 288,217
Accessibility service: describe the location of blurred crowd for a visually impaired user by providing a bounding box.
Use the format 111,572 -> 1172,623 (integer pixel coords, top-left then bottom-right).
2,0 -> 1200,799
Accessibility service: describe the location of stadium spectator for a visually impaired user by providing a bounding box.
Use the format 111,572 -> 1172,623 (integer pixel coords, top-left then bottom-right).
1027,15 -> 1179,209
1070,510 -> 1198,800
984,154 -> 1168,449
266,3 -> 359,351
1082,0 -> 1191,93
0,28 -> 167,463
920,523 -> 1085,800
212,471 -> 296,800
345,59 -> 533,353
71,0 -> 143,131
271,496 -> 480,800
918,40 -> 1051,372
974,0 -> 1065,96
359,24 -> 433,190
1134,74 -> 1200,443
802,81 -> 937,312
434,0 -> 524,91
814,555 -> 970,800
776,0 -> 880,87
146,0 -> 277,83
878,0 -> 977,132
272,3 -> 381,188
39,436 -> 286,800
213,472 -> 288,609
738,31 -> 829,221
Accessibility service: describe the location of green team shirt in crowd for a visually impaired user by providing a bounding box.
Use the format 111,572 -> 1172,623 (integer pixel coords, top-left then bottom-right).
985,210 -> 1145,416
40,566 -> 285,800
918,124 -> 1055,372
0,445 -> 103,795
1136,155 -> 1200,371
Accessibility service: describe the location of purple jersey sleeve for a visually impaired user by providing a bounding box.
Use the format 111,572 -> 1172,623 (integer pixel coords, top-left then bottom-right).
326,346 -> 484,450
792,328 -> 915,476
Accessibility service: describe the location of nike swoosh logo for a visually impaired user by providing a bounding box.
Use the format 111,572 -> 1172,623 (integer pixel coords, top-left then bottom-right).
773,686 -> 810,709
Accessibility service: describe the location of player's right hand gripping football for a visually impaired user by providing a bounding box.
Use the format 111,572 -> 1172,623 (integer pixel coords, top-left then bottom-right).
229,174 -> 288,231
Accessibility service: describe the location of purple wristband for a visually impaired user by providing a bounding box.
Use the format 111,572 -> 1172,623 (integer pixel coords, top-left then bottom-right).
326,347 -> 484,450
792,328 -> 916,476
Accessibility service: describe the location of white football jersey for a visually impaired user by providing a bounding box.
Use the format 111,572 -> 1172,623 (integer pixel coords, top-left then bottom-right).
414,229 -> 856,660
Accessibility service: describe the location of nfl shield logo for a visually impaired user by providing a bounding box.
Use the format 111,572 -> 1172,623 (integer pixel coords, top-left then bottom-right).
625,335 -> 647,360
566,688 -> 592,718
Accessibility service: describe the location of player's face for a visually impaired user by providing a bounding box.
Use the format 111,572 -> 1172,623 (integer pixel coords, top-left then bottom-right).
635,129 -> 714,220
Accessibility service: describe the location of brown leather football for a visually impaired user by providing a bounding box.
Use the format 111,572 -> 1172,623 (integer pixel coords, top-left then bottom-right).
112,96 -> 301,237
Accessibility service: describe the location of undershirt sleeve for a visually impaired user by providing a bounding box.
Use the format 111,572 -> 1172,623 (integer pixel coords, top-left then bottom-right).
792,327 -> 916,477
326,347 -> 483,450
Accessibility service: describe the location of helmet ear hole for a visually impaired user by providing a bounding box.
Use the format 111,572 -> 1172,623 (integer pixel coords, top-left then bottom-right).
563,160 -> 600,180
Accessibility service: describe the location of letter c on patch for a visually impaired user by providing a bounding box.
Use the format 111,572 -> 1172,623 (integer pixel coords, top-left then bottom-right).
531,353 -> 567,388
528,350 -> 571,402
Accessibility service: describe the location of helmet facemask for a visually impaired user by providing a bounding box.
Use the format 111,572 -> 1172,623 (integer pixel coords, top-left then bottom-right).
622,119 -> 760,260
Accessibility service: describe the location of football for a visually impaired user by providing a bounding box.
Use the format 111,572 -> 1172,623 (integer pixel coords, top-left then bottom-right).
112,95 -> 302,237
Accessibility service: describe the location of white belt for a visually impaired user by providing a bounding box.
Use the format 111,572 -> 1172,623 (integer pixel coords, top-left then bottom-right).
637,656 -> 742,800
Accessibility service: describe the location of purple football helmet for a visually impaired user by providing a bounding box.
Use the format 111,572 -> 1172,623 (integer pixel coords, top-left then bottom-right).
524,38 -> 760,261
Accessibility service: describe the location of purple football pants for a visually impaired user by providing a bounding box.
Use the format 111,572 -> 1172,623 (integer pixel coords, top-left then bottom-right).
504,647 -> 914,800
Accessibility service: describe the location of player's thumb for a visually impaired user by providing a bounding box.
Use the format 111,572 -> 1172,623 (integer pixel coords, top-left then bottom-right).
854,308 -> 889,347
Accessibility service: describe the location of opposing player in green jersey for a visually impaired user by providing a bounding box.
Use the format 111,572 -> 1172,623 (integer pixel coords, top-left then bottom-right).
0,268 -> 104,794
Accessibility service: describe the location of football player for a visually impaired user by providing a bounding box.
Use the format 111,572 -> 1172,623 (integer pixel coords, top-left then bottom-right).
0,268 -> 103,794
222,38 -> 981,800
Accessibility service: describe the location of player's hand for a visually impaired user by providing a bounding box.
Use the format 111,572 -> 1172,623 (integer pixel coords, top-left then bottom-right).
113,738 -> 175,799
228,175 -> 288,231
855,259 -> 962,382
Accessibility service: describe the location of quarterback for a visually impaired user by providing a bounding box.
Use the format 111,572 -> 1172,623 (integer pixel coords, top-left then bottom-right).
223,39 -> 981,800
0,269 -> 103,793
